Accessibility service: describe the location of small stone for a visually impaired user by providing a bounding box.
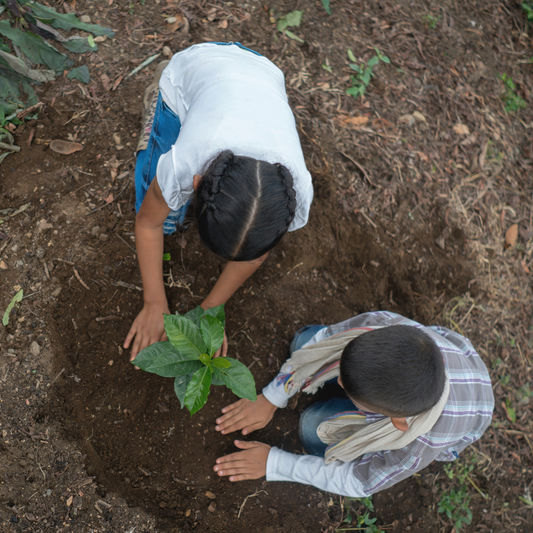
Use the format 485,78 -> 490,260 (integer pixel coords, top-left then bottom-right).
80,15 -> 91,23
166,16 -> 177,24
51,287 -> 62,298
99,234 -> 109,242
11,244 -> 19,253
163,46 -> 172,57
15,260 -> 24,268
19,459 -> 28,467
36,247 -> 46,259
7,335 -> 14,342
268,507 -> 278,517
30,341 -> 40,356
159,501 -> 167,508
91,226 -> 101,236
0,260 -> 7,270
399,114 -> 415,127
205,491 -> 216,500
208,502 -> 216,512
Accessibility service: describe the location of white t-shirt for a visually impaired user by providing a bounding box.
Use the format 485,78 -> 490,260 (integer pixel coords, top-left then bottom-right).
157,43 -> 313,232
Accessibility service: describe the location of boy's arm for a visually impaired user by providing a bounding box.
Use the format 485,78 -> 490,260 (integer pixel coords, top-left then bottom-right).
124,179 -> 171,360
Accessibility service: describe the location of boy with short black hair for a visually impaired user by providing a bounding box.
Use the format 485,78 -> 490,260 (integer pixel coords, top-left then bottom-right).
213,311 -> 494,498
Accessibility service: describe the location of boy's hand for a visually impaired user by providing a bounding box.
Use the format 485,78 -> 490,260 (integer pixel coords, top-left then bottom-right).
214,440 -> 270,481
124,302 -> 170,362
215,394 -> 276,435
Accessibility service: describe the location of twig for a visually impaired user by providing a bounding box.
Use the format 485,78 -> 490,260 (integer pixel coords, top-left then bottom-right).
0,237 -> 12,257
87,185 -> 128,215
287,261 -> 304,274
73,267 -> 90,290
126,53 -> 161,79
114,232 -> 136,254
56,258 -> 75,266
339,150 -> 374,187
112,280 -> 142,291
237,489 -> 267,519
95,316 -> 122,322
50,368 -> 66,385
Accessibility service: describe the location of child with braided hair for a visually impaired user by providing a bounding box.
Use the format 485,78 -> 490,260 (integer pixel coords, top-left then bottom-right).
124,43 -> 313,360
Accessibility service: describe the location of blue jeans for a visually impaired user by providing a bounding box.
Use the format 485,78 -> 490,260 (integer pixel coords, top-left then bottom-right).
134,42 -> 260,235
290,325 -> 356,457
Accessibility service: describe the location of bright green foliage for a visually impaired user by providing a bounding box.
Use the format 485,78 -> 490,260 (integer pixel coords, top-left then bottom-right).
277,10 -> 304,43
321,0 -> 331,15
500,74 -> 526,113
346,47 -> 390,99
338,496 -> 384,533
132,305 -> 257,415
438,462 -> 475,531
522,2 -> 533,23
0,0 -> 113,125
422,13 -> 441,29
2,288 -> 23,326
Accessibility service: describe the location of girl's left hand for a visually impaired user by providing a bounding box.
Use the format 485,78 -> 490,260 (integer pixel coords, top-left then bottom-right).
212,330 -> 228,358
213,440 -> 271,481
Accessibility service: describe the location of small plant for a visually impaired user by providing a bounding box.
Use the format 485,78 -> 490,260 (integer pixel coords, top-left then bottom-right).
2,288 -> 23,326
522,2 -> 533,23
500,74 -> 526,112
438,462 -> 480,531
337,496 -> 385,533
346,48 -> 390,99
422,13 -> 441,29
276,10 -> 304,43
321,0 -> 331,15
132,305 -> 257,415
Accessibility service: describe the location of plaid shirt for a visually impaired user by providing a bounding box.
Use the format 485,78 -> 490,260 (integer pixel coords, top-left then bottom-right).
264,311 -> 494,496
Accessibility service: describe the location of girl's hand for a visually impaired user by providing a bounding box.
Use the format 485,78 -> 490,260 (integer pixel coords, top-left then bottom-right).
214,440 -> 270,481
212,331 -> 228,358
124,302 -> 170,362
215,394 -> 277,435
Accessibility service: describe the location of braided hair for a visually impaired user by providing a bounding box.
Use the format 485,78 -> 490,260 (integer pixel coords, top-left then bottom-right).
195,151 -> 297,261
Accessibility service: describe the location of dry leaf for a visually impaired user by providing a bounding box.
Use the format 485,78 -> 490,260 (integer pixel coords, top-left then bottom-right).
218,19 -> 228,29
339,116 -> 369,127
504,224 -> 518,249
399,114 -> 415,127
67,495 -> 73,507
412,111 -> 426,123
453,123 -> 470,135
416,151 -> 429,162
521,260 -> 530,274
49,140 -> 84,155
100,73 -> 111,92
104,194 -> 114,204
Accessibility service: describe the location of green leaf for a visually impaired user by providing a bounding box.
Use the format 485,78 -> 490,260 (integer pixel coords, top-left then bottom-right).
321,0 -> 331,15
164,314 -> 207,359
347,49 -> 357,62
346,86 -> 363,97
212,357 -> 231,369
285,10 -> 303,27
200,315 -> 225,356
174,372 -> 194,409
67,65 -> 90,84
381,55 -> 391,64
0,21 -> 71,72
284,30 -> 304,43
213,357 -> 256,401
203,304 -> 225,327
349,63 -> 362,73
185,366 -> 212,415
199,353 -> 212,366
132,341 -> 203,377
162,252 -> 171,261
184,306 -> 206,327
87,35 -> 95,48
2,289 -> 23,326
29,3 -> 115,37
361,71 -> 371,85
0,50 -> 55,82
367,56 -> 379,68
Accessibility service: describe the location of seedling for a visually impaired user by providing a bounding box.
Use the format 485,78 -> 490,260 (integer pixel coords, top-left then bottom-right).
2,289 -> 23,326
422,13 -> 441,29
132,305 -> 257,415
337,496 -> 385,533
500,74 -> 526,112
346,48 -> 390,99
276,10 -> 304,43
522,2 -> 533,23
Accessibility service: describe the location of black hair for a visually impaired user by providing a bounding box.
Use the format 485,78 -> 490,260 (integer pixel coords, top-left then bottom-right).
339,325 -> 445,417
195,150 -> 297,261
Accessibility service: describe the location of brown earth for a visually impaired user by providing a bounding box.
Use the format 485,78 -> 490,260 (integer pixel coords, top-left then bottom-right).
1,0 -> 532,532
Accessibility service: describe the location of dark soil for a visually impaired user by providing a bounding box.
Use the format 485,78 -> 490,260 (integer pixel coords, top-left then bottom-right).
1,0 -> 532,532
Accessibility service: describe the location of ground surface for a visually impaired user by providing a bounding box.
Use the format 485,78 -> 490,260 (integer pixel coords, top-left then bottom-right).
1,0 -> 533,531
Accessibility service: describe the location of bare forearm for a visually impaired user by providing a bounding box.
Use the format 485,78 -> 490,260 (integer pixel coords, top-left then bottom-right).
136,219 -> 167,305
201,253 -> 268,309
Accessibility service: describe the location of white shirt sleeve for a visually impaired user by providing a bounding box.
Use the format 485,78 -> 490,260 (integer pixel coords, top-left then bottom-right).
266,447 -> 368,498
